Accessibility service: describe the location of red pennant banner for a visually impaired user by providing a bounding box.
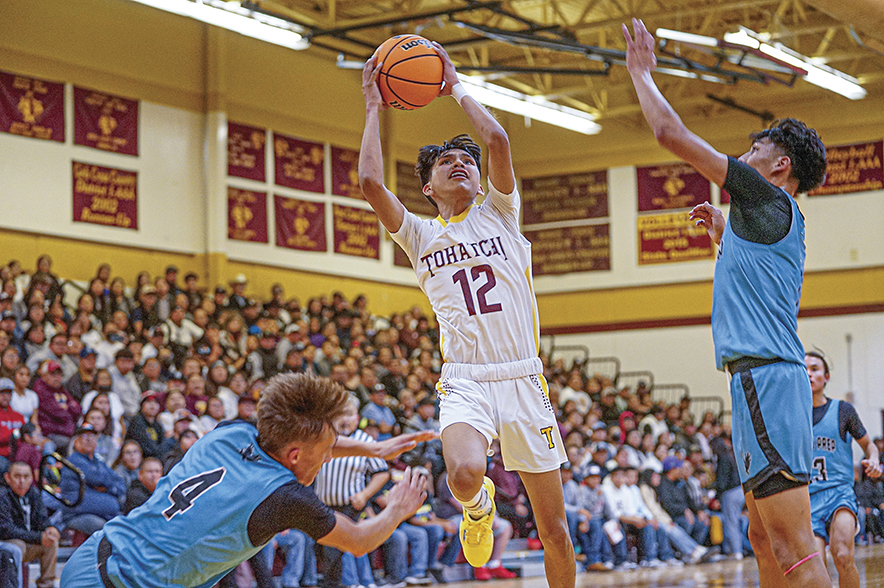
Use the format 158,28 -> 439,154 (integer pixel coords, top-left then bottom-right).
227,187 -> 268,243
0,70 -> 65,142
72,161 -> 138,230
228,122 -> 266,181
331,145 -> 362,199
73,86 -> 139,155
333,204 -> 379,259
274,132 -> 325,193
637,162 -> 710,212
275,195 -> 327,252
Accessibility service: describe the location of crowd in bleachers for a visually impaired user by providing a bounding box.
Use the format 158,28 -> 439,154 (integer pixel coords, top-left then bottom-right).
2,254 -> 884,588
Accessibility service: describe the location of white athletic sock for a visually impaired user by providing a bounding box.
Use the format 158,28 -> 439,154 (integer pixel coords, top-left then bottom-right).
458,484 -> 492,520
488,560 -> 502,569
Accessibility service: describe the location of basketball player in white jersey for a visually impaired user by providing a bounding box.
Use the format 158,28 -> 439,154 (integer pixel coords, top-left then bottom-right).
359,44 -> 574,588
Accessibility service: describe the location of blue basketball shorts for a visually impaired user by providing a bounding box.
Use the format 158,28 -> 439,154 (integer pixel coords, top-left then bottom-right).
810,486 -> 858,543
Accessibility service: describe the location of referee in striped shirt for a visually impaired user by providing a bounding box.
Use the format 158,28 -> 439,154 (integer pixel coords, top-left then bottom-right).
315,396 -> 391,588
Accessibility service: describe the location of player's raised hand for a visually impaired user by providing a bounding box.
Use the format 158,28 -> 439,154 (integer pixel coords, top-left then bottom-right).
431,42 -> 459,96
362,54 -> 387,110
386,467 -> 428,520
690,201 -> 725,245
622,18 -> 657,77
861,458 -> 882,479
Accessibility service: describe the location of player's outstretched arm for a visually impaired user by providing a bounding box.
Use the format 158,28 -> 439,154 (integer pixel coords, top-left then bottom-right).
332,430 -> 438,460
432,42 -> 515,195
319,467 -> 427,556
622,18 -> 728,188
359,55 -> 406,234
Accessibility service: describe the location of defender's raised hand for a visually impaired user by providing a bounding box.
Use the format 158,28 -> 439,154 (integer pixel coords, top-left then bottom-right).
622,18 -> 657,77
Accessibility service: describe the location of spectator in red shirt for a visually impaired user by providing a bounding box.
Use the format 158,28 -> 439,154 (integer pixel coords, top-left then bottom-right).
0,378 -> 26,472
34,361 -> 81,453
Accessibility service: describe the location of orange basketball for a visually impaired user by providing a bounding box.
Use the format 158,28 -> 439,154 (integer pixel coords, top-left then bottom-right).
375,35 -> 443,110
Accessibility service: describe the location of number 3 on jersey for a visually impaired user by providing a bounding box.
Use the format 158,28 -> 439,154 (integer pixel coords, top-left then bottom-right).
163,467 -> 226,520
453,265 -> 502,316
811,456 -> 827,483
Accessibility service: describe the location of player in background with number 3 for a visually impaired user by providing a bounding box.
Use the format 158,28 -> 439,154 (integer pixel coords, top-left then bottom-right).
806,351 -> 881,588
359,44 -> 574,588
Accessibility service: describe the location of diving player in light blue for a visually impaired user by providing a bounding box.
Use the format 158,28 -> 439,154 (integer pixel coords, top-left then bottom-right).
806,351 -> 881,588
623,17 -> 831,588
60,373 -> 433,588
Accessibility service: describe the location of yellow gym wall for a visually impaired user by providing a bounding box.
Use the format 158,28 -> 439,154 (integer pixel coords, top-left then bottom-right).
2,0 -> 883,331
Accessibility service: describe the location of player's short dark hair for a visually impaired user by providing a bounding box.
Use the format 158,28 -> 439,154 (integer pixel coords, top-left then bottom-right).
415,134 -> 482,209
257,373 -> 349,455
806,350 -> 830,377
751,118 -> 827,193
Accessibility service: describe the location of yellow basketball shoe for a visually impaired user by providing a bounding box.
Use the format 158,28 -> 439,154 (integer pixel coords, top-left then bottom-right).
460,477 -> 496,567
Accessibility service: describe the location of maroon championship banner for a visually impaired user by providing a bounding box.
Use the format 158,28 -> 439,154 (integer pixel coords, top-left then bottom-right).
521,170 -> 608,225
0,70 -> 65,142
720,188 -> 731,205
227,187 -> 268,243
72,161 -> 138,230
73,87 -> 138,155
331,145 -> 362,199
809,140 -> 883,196
637,211 -> 713,265
393,242 -> 413,268
275,195 -> 327,252
333,204 -> 379,259
524,224 -> 610,275
274,133 -> 325,193
228,122 -> 266,181
637,162 -> 710,211
395,161 -> 438,217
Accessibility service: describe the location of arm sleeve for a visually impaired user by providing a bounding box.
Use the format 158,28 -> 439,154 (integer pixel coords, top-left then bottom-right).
722,157 -> 793,245
486,180 -> 522,236
247,481 -> 338,547
390,210 -> 430,268
839,401 -> 867,442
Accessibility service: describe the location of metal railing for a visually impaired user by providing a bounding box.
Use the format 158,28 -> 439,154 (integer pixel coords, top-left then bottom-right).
616,370 -> 654,391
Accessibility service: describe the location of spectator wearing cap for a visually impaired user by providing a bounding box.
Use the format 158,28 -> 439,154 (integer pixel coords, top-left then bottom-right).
25,333 -> 76,380
0,461 -> 60,588
576,465 -> 616,571
34,361 -> 81,453
182,272 -> 202,310
245,331 -> 280,382
0,378 -> 26,472
60,423 -> 126,537
656,456 -> 709,546
122,457 -> 163,515
226,274 -> 249,311
130,284 -> 160,337
109,348 -> 141,418
361,384 -> 398,441
10,366 -> 38,425
64,347 -> 98,403
0,311 -> 17,342
125,394 -> 173,460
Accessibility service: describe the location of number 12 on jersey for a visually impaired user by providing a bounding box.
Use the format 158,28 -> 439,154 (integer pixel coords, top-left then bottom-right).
453,265 -> 501,316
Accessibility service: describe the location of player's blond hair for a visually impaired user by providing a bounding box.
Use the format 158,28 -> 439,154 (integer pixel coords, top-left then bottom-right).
257,373 -> 349,455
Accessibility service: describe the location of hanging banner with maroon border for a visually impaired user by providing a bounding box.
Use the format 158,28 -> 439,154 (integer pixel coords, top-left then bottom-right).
637,162 -> 710,211
395,161 -> 438,217
72,161 -> 138,230
637,211 -> 713,265
0,70 -> 65,142
73,86 -> 139,155
524,224 -> 610,275
333,204 -> 379,259
274,132 -> 324,193
227,187 -> 268,243
809,140 -> 883,196
521,170 -> 608,224
332,145 -> 362,199
228,122 -> 266,181
275,195 -> 327,252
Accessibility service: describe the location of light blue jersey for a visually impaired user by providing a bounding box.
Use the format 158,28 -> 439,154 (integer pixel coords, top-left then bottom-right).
711,191 -> 806,370
103,422 -> 296,588
810,399 -> 856,494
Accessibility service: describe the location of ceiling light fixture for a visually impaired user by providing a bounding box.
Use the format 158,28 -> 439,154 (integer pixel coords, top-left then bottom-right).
458,76 -> 601,135
128,0 -> 309,50
660,25 -> 866,100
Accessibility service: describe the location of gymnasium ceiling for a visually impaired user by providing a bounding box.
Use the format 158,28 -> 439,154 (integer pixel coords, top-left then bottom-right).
250,0 -> 884,127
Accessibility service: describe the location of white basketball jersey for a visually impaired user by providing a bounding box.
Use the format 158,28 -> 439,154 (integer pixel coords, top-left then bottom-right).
391,182 -> 539,365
